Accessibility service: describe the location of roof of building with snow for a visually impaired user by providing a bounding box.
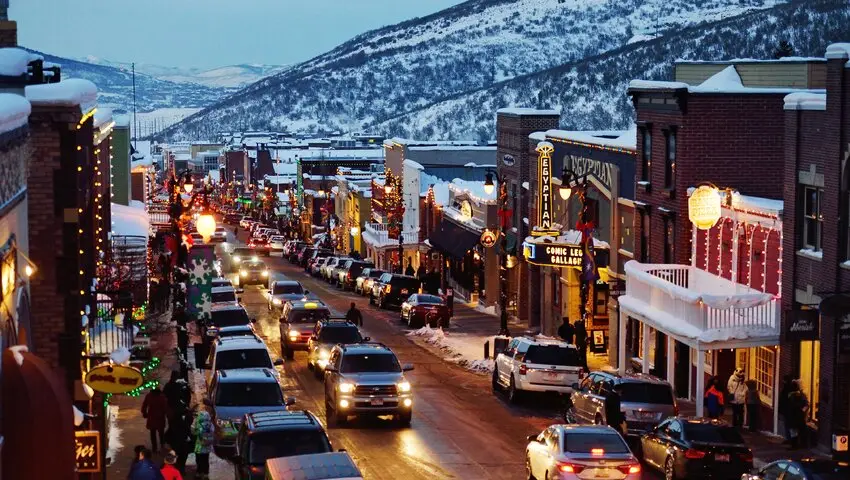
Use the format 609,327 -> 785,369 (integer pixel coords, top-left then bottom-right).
25,78 -> 98,112
0,94 -> 31,135
0,48 -> 39,77
383,137 -> 479,148
497,107 -> 560,117
825,43 -> 850,65
676,57 -> 825,65
93,108 -> 113,129
111,202 -> 149,238
783,92 -> 827,111
630,66 -> 825,96
269,148 -> 383,163
546,127 -> 636,151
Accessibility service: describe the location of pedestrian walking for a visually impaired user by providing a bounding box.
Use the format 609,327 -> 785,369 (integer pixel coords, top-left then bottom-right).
405,258 -> 415,277
164,406 -> 192,474
704,376 -> 725,419
745,379 -> 760,432
778,374 -> 795,443
786,380 -> 809,449
604,384 -> 625,435
727,368 -> 747,428
557,317 -> 575,344
127,446 -> 164,480
574,320 -> 588,369
141,387 -> 169,452
346,302 -> 363,327
160,450 -> 183,480
416,264 -> 426,281
191,410 -> 214,479
163,371 -> 190,419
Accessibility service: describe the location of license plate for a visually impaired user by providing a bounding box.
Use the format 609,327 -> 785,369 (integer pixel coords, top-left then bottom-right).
545,372 -> 561,379
370,398 -> 384,406
715,454 -> 730,462
401,289 -> 408,294
591,469 -> 610,478
637,411 -> 656,419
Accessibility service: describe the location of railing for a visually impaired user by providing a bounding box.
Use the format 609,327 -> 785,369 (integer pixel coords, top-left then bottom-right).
363,223 -> 418,246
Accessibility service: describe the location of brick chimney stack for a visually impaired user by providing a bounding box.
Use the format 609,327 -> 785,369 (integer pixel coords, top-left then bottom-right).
0,0 -> 18,48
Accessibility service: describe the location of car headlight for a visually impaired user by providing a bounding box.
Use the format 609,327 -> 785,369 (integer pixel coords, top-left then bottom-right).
251,256 -> 259,262
338,382 -> 355,393
318,348 -> 330,360
288,330 -> 299,340
273,298 -> 282,305
397,381 -> 412,393
233,255 -> 241,262
262,270 -> 269,277
240,270 -> 247,277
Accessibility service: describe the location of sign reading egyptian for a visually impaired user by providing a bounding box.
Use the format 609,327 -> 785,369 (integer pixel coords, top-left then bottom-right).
84,364 -> 144,394
523,242 -> 584,267
567,155 -> 614,191
688,185 -> 722,230
480,229 -> 498,248
536,142 -> 555,232
75,430 -> 101,473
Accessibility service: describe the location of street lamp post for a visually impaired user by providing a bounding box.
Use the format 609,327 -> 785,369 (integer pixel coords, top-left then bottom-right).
484,170 -> 510,336
558,168 -> 594,328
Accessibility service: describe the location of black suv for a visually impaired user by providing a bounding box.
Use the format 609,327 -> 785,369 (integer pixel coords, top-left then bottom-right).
372,273 -> 421,309
307,319 -> 367,378
279,300 -> 331,359
233,410 -> 332,480
338,260 -> 374,290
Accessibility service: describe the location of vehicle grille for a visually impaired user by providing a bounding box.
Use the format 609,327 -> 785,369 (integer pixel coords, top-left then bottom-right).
354,385 -> 397,396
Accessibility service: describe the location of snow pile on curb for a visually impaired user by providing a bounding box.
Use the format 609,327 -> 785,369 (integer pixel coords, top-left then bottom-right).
407,326 -> 496,373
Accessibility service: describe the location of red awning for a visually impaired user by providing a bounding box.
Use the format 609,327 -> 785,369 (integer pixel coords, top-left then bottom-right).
2,346 -> 76,479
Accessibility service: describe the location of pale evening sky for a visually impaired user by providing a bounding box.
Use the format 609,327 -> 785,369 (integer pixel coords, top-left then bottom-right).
12,0 -> 467,69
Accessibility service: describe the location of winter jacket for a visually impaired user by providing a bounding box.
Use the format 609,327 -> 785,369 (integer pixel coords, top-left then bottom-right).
127,459 -> 165,480
160,464 -> 183,480
786,390 -> 809,427
141,392 -> 169,431
192,411 -> 214,454
704,385 -> 725,417
746,385 -> 760,405
557,323 -> 575,344
727,374 -> 747,405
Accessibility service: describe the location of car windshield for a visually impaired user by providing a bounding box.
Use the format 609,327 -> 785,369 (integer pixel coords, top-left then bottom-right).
273,283 -> 303,295
320,327 -> 362,344
524,345 -> 581,366
288,310 -> 330,323
619,383 -> 675,405
248,430 -> 332,464
803,462 -> 850,480
214,382 -> 282,407
211,291 -> 236,303
232,248 -> 254,258
211,309 -> 250,327
416,295 -> 443,305
243,262 -> 265,270
562,433 -> 630,454
684,423 -> 745,444
370,270 -> 385,278
217,328 -> 253,338
341,353 -> 401,373
215,349 -> 272,370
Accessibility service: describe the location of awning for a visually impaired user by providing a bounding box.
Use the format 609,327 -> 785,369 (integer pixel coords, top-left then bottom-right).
428,218 -> 480,259
819,294 -> 850,317
2,346 -> 76,479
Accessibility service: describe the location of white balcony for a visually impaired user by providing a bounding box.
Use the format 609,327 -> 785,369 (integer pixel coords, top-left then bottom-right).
618,261 -> 780,350
362,222 -> 418,248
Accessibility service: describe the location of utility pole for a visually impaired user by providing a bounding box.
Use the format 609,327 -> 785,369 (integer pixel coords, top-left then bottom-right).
132,62 -> 137,148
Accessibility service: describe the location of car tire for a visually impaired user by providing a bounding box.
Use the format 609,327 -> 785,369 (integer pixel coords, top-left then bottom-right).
526,455 -> 535,480
664,456 -> 677,480
369,294 -> 374,305
492,368 -> 501,392
508,375 -> 521,404
397,411 -> 412,427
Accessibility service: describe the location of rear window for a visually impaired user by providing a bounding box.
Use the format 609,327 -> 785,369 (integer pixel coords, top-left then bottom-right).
341,353 -> 401,373
390,277 -> 420,289
215,349 -> 272,371
525,345 -> 581,366
370,270 -> 385,278
619,383 -> 675,405
563,433 -> 630,454
211,309 -> 250,327
215,382 -> 282,407
273,283 -> 303,295
211,291 -> 236,303
684,424 -> 745,444
288,309 -> 330,323
319,326 -> 362,345
417,295 -> 444,304
247,430 -> 332,464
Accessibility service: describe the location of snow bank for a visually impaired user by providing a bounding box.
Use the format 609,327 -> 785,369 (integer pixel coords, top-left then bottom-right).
0,93 -> 31,135
407,326 -> 495,373
106,406 -> 123,465
783,92 -> 827,111
89,322 -> 139,355
111,202 -> 150,238
0,48 -> 34,76
529,131 -> 546,141
25,78 -> 98,112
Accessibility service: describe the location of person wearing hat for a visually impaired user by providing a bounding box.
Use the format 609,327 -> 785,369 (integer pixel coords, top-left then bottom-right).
727,368 -> 747,428
160,450 -> 183,480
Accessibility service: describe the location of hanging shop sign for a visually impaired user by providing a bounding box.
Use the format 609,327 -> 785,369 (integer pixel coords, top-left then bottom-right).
75,430 -> 101,473
785,309 -> 820,342
533,142 -> 558,236
688,185 -> 722,230
459,200 -> 473,220
84,364 -> 144,394
480,229 -> 498,248
501,154 -> 515,167
523,242 -> 583,267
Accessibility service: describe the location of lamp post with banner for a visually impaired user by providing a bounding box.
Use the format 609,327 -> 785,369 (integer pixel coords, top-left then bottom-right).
484,169 -> 513,336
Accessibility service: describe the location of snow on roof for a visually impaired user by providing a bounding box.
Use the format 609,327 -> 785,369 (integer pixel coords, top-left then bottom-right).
265,175 -> 296,185
403,158 -> 424,171
633,67 -> 824,95
276,191 -> 290,202
272,162 -> 298,175
448,178 -> 496,205
676,57 -> 825,64
529,131 -> 546,141
0,93 -> 31,135
25,78 -> 98,112
385,137 -> 478,147
783,92 -> 827,111
628,79 -> 689,90
174,153 -> 191,161
497,107 -> 560,116
208,170 -> 220,183
546,126 -> 637,151
93,108 -> 113,129
133,140 -> 151,157
111,202 -> 149,238
825,43 -> 850,66
727,192 -> 783,214
408,145 -> 495,152
0,48 -> 35,76
113,113 -> 130,127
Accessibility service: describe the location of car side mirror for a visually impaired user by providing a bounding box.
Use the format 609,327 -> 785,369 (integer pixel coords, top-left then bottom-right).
284,397 -> 296,406
402,364 -> 414,372
363,336 -> 371,342
527,434 -> 539,442
274,358 -> 284,366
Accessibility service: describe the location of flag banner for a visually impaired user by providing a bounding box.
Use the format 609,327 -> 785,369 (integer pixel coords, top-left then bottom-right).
186,244 -> 215,321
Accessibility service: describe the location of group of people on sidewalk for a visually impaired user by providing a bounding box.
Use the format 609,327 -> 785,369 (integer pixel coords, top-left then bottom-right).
131,371 -> 215,480
557,317 -> 590,370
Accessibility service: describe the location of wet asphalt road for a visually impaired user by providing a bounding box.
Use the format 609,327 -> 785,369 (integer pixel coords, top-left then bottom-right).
205,226 -> 663,479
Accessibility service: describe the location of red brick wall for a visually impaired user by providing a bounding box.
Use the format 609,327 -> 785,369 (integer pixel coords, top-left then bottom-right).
0,21 -> 17,48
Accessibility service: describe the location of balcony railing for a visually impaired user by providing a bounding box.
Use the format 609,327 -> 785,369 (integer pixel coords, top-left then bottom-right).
623,261 -> 779,334
363,222 -> 418,247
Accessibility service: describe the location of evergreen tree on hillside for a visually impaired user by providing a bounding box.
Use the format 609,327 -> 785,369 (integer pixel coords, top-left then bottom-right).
773,40 -> 795,59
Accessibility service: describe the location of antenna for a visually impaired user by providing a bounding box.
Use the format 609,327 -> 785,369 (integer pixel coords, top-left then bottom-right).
132,62 -> 137,148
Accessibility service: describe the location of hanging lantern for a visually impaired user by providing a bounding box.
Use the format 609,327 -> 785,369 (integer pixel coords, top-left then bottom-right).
196,214 -> 216,242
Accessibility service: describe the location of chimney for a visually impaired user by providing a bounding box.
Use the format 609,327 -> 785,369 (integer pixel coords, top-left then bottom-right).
0,1 -> 16,48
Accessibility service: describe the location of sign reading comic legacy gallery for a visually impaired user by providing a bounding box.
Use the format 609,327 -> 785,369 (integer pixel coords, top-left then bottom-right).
75,430 -> 101,473
523,242 -> 583,267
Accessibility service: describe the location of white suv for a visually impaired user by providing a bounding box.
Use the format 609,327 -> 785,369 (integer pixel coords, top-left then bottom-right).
492,336 -> 583,403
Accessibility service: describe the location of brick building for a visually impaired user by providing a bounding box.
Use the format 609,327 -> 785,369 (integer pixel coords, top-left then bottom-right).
781,43 -> 850,448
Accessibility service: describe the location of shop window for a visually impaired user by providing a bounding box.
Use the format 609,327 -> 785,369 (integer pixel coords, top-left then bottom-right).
802,187 -> 822,251
641,128 -> 651,182
798,340 -> 820,422
663,218 -> 675,263
640,212 -> 650,263
754,346 -> 775,404
664,130 -> 676,190
593,287 -> 608,317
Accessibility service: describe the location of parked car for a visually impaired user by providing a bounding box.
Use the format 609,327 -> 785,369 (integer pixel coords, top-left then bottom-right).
211,286 -> 240,306
641,417 -> 752,480
280,300 -> 331,359
289,243 -> 309,263
742,459 -> 850,480
211,226 -> 228,242
400,294 -> 450,328
205,335 -> 283,385
492,336 -> 583,403
238,259 -> 270,286
211,277 -> 236,288
338,260 -> 373,290
298,247 -> 319,268
569,371 -> 677,435
331,259 -> 354,286
323,342 -> 414,426
263,452 -> 361,480
267,280 -> 307,310
269,235 -> 286,251
233,410 -> 331,480
205,304 -> 254,340
305,248 -> 332,272
371,273 -> 421,309
321,257 -> 346,282
307,318 -> 365,377
310,257 -> 331,277
356,268 -> 385,296
526,424 -> 641,480
204,368 -> 293,456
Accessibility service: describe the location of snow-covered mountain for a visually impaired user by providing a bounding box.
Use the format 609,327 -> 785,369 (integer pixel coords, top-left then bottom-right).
160,0 -> 788,140
78,57 -> 287,88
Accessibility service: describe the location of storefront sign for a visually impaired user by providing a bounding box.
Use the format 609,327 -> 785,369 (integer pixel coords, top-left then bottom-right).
839,315 -> 850,354
785,309 -> 819,341
567,155 -> 613,191
84,364 -> 144,394
536,142 -> 555,232
480,229 -> 498,248
460,200 -> 473,220
688,185 -> 722,230
523,242 -> 583,267
501,154 -> 515,167
75,430 -> 101,473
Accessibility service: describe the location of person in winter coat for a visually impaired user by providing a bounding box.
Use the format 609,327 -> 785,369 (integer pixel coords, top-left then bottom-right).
704,377 -> 725,419
745,379 -> 760,432
345,302 -> 363,327
604,385 -> 625,435
163,371 -> 190,416
141,388 -> 169,452
192,410 -> 214,479
160,450 -> 183,480
164,405 -> 192,473
778,375 -> 795,443
574,320 -> 589,369
557,318 -> 575,344
727,368 -> 747,428
127,446 -> 164,480
786,380 -> 809,449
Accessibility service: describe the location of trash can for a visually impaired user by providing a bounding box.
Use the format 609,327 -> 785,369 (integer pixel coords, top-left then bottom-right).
832,430 -> 850,462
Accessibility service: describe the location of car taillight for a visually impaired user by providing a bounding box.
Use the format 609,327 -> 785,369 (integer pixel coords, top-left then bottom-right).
557,463 -> 584,474
673,403 -> 679,416
684,448 -> 707,459
347,272 -> 351,279
385,284 -> 391,293
518,364 -> 527,375
739,451 -> 753,463
617,464 -> 641,474
249,465 -> 264,475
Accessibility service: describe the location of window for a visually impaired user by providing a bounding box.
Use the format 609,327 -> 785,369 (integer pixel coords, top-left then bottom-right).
802,187 -> 823,251
640,212 -> 650,262
664,130 -> 676,189
563,433 -> 629,454
641,128 -> 652,182
754,346 -> 776,403
664,420 -> 682,439
663,218 -> 675,263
